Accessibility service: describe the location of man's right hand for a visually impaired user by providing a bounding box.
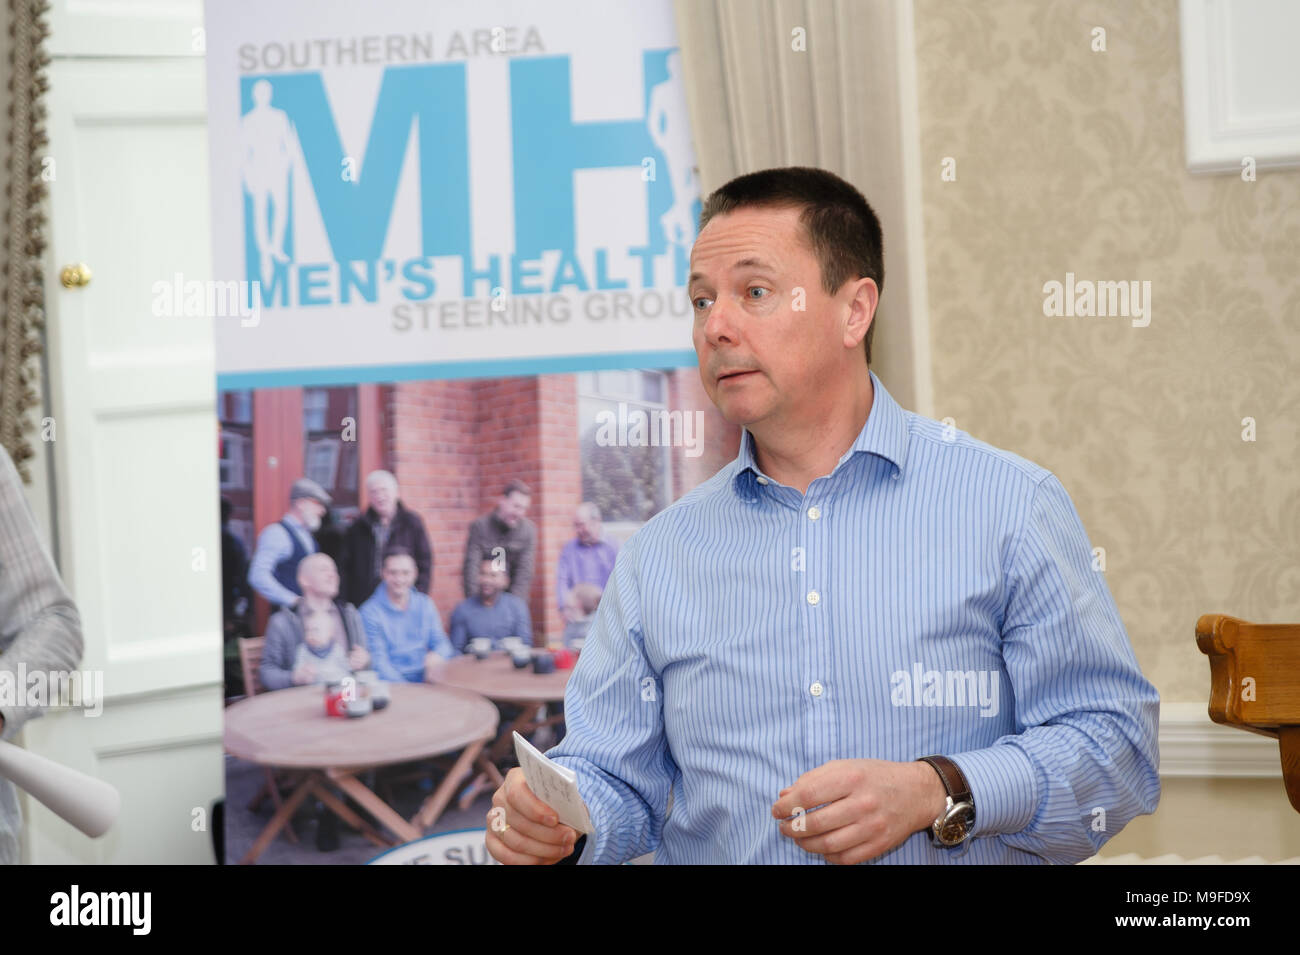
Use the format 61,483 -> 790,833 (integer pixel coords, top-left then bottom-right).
291,662 -> 316,685
485,767 -> 580,865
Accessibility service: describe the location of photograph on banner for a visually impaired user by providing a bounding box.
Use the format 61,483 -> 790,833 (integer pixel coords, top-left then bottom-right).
217,365 -> 733,864
205,0 -> 705,863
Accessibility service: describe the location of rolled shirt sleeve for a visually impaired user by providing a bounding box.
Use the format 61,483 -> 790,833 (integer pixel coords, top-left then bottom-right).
949,473 -> 1161,863
0,450 -> 84,739
544,538 -> 677,865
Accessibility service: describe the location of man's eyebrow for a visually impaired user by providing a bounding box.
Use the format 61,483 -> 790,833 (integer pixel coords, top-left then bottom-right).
688,257 -> 779,285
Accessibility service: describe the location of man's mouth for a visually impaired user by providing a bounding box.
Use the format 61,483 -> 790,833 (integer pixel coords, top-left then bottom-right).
717,369 -> 758,383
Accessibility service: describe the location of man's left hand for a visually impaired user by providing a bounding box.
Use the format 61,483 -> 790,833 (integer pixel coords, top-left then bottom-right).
348,645 -> 370,670
771,759 -> 948,864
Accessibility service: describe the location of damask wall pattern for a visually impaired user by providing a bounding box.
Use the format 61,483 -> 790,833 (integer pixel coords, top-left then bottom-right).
913,0 -> 1300,702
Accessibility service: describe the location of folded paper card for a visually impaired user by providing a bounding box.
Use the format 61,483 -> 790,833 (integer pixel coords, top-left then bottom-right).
512,731 -> 594,835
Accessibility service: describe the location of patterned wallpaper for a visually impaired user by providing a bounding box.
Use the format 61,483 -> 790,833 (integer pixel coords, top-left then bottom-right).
914,0 -> 1300,701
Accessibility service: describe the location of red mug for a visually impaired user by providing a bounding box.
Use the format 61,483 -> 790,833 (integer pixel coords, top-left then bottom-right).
552,648 -> 575,670
324,680 -> 349,717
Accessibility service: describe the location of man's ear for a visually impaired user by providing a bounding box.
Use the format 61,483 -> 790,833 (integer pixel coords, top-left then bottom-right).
842,276 -> 879,351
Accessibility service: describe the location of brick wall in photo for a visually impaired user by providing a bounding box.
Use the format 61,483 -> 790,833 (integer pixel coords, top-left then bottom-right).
387,374 -> 581,643
386,379 -> 480,632
382,368 -> 737,645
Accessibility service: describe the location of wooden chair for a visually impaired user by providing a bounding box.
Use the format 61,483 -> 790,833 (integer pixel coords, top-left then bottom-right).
237,636 -> 299,843
238,636 -> 267,698
1197,613 -> 1300,813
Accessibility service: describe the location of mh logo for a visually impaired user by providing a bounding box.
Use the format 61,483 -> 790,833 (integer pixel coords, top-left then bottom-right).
238,50 -> 699,310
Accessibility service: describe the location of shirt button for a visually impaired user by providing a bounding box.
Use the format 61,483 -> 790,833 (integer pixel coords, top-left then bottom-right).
810,682 -> 824,697
756,476 -> 769,485
806,590 -> 820,606
807,505 -> 821,520
892,470 -> 900,480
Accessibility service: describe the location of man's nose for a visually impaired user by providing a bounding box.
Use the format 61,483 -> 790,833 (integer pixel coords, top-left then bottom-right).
700,297 -> 739,348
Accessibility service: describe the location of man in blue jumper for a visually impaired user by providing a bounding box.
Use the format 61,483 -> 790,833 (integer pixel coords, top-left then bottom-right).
360,546 -> 454,683
450,559 -> 532,653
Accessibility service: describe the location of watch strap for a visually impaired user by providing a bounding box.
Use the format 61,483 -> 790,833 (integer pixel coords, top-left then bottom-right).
918,755 -> 973,805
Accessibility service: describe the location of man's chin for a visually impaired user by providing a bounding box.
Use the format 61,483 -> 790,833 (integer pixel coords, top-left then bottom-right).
714,399 -> 770,429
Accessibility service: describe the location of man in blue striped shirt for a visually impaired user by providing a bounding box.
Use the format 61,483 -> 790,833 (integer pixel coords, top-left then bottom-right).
487,167 -> 1160,865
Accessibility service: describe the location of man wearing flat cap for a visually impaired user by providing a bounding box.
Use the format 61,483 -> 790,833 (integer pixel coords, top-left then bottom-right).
247,477 -> 332,611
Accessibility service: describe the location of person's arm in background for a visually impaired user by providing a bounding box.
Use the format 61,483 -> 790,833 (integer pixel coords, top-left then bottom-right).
555,542 -> 575,616
410,511 -> 434,595
512,594 -> 532,646
336,521 -> 362,607
462,518 -> 485,599
535,536 -> 675,864
223,532 -> 249,607
424,598 -> 454,660
340,604 -> 371,671
0,448 -> 83,740
449,603 -> 468,654
603,539 -> 620,586
258,612 -> 298,690
246,522 -> 301,608
948,473 -> 1161,864
360,602 -> 402,683
508,520 -> 536,601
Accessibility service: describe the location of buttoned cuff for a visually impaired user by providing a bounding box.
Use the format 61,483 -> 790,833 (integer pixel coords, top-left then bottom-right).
948,741 -> 1040,838
546,757 -> 641,865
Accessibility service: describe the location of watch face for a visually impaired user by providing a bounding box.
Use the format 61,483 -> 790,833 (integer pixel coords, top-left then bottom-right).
938,802 -> 975,845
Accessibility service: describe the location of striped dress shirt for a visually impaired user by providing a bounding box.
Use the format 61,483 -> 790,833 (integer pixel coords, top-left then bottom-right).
0,447 -> 84,865
545,370 -> 1160,864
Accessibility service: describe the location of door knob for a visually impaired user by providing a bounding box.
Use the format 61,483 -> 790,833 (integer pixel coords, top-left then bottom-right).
60,263 -> 92,288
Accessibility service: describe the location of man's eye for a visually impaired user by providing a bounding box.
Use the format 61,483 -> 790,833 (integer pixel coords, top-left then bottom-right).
747,287 -> 770,299
692,296 -> 713,310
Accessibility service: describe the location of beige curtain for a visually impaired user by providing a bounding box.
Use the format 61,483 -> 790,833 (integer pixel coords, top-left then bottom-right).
672,0 -> 922,409
0,0 -> 51,483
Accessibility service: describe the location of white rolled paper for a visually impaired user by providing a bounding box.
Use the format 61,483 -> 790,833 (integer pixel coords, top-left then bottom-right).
0,740 -> 120,838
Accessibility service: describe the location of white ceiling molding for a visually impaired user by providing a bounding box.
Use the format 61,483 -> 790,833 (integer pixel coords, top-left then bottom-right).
1180,0 -> 1300,173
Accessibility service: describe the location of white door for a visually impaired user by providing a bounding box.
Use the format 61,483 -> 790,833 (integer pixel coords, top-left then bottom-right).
21,0 -> 222,864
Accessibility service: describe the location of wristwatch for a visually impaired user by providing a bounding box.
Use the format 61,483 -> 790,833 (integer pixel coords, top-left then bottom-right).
917,755 -> 975,847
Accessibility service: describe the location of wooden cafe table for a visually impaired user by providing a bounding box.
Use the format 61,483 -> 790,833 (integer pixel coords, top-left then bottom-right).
224,682 -> 498,864
426,651 -> 574,811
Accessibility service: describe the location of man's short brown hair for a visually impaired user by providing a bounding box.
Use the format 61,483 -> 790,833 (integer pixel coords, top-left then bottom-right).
381,545 -> 414,568
502,479 -> 531,498
698,166 -> 884,365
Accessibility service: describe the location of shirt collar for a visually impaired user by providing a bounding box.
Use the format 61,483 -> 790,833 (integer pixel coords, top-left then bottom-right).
731,369 -> 909,501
